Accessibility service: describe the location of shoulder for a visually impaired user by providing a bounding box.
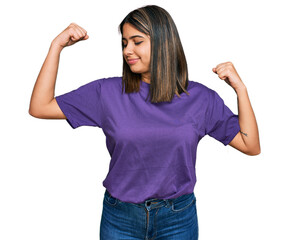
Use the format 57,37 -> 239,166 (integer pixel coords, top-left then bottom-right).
98,76 -> 122,86
188,80 -> 216,98
81,76 -> 122,93
83,76 -> 121,87
99,76 -> 122,94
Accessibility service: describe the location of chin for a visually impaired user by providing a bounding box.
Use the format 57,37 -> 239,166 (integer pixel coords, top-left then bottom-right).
129,67 -> 144,74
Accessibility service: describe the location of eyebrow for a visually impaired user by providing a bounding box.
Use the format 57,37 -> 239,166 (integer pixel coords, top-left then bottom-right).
122,35 -> 144,41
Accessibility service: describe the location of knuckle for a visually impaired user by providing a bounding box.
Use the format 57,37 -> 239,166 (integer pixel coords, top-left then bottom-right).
68,28 -> 75,34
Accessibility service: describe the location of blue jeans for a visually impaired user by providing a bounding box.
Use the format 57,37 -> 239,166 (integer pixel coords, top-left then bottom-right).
100,189 -> 198,240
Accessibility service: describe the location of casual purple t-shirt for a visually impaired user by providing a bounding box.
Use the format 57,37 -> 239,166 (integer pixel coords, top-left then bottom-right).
55,77 -> 240,203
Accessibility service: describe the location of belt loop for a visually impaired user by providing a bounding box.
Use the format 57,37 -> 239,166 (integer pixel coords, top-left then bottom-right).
164,199 -> 172,207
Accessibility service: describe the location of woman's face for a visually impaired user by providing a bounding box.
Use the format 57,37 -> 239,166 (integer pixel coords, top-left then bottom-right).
122,23 -> 151,81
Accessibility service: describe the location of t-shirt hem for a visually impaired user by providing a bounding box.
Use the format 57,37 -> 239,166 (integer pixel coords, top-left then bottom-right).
55,96 -> 79,129
223,124 -> 241,146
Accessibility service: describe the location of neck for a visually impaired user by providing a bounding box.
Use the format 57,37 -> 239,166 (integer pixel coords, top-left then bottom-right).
141,73 -> 151,84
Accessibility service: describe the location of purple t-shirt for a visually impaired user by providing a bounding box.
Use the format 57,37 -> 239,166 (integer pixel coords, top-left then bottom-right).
55,77 -> 240,203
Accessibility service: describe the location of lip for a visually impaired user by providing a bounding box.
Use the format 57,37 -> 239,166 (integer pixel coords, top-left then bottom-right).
127,58 -> 139,65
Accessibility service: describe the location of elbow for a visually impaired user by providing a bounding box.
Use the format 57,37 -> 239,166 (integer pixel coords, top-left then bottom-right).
29,101 -> 37,117
247,150 -> 261,156
29,102 -> 44,118
28,108 -> 35,117
246,146 -> 261,156
28,107 -> 40,118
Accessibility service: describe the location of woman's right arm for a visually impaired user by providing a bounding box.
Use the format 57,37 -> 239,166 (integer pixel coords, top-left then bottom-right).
28,23 -> 89,119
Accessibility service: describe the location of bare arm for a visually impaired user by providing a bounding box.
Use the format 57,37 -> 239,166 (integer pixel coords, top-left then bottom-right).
28,23 -> 89,119
229,85 -> 261,155
212,62 -> 261,156
29,42 -> 64,118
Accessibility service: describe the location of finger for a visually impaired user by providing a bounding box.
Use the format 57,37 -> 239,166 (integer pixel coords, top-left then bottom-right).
218,62 -> 228,66
219,73 -> 228,80
70,31 -> 79,42
69,24 -> 84,40
83,35 -> 89,40
219,75 -> 226,80
215,63 -> 224,69
216,66 -> 227,74
71,31 -> 81,41
212,67 -> 217,73
74,27 -> 84,40
79,26 -> 88,36
214,67 -> 221,74
214,65 -> 221,73
78,27 -> 89,40
77,26 -> 86,37
68,26 -> 80,41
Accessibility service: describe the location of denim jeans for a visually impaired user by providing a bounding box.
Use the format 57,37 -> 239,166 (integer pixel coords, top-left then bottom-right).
100,189 -> 198,240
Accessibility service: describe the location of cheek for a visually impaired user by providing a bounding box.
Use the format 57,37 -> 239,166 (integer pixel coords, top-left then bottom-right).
141,46 -> 151,64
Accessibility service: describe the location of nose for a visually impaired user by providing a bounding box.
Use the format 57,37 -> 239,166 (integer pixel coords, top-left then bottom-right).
123,42 -> 134,57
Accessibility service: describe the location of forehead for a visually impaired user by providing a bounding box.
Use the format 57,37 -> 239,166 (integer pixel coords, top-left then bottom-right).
122,23 -> 149,39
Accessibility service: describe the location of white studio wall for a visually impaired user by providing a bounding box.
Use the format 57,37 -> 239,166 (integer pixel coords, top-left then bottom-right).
0,0 -> 288,239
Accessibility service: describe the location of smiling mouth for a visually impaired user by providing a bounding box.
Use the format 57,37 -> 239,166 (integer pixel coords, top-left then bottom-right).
127,58 -> 139,65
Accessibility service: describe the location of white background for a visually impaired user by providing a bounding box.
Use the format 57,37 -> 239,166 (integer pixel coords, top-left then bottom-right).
1,0 -> 288,239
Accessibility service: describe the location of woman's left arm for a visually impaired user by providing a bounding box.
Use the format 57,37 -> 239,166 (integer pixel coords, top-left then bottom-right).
212,62 -> 261,156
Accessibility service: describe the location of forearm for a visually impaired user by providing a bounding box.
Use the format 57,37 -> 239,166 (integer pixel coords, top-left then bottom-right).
29,41 -> 63,115
235,84 -> 261,154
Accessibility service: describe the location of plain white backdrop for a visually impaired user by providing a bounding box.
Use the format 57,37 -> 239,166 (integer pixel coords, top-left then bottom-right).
1,0 -> 288,239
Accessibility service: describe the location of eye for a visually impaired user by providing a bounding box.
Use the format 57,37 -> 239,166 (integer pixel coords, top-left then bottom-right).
135,41 -> 143,45
122,41 -> 143,49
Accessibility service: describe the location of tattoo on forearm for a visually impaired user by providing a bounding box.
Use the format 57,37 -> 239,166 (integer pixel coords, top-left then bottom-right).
240,131 -> 248,137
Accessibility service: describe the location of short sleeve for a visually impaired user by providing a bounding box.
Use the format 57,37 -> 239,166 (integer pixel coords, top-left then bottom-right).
205,90 -> 240,146
55,79 -> 103,129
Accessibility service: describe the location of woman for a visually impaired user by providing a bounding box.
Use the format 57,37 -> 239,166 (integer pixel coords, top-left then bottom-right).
29,5 -> 260,240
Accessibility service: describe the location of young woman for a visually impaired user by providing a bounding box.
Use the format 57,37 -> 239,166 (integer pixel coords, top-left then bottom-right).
29,5 -> 260,240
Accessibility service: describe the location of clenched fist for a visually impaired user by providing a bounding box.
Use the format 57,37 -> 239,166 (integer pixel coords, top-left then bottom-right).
212,61 -> 245,92
52,23 -> 89,49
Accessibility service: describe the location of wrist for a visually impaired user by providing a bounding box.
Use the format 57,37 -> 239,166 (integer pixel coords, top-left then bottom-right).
50,40 -> 64,52
234,83 -> 247,94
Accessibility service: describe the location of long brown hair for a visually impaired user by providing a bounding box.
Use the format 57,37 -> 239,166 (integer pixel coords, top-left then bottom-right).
119,5 -> 190,103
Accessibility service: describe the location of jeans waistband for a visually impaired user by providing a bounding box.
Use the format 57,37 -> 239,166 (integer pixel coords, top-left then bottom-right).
105,189 -> 195,210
